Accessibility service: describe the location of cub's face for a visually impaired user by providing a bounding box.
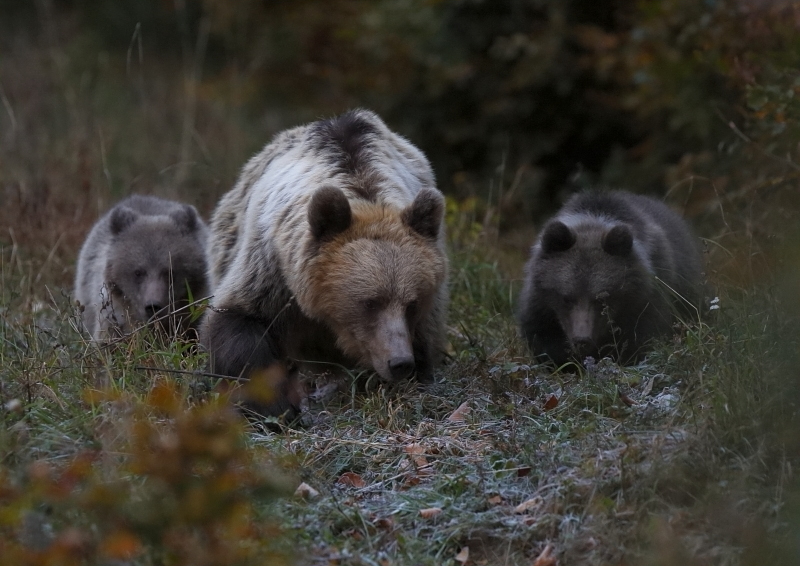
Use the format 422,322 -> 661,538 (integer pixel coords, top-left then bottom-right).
305,186 -> 446,381
535,219 -> 649,359
104,206 -> 208,333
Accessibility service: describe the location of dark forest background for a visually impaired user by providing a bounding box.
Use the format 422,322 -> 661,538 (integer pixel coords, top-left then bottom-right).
1,0 -> 799,279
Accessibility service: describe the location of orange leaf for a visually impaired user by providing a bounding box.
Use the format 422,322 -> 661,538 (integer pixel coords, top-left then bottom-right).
532,543 -> 556,566
419,507 -> 442,519
404,443 -> 428,468
514,496 -> 543,514
100,530 -> 142,560
294,482 -> 320,499
487,495 -> 503,505
337,472 -> 366,488
543,394 -> 559,411
448,401 -> 471,422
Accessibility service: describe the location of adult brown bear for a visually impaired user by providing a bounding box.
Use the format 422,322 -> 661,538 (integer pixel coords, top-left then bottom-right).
202,109 -> 449,418
518,190 -> 705,365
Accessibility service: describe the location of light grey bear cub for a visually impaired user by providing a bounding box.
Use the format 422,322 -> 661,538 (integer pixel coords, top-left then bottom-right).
74,195 -> 210,340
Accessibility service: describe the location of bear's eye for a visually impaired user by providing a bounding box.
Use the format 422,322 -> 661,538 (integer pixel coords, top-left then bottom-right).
561,295 -> 576,307
133,268 -> 146,280
406,300 -> 419,319
363,298 -> 382,313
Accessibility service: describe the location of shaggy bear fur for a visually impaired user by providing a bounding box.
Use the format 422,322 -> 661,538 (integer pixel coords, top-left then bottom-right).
74,195 -> 210,340
201,109 -> 449,419
518,190 -> 705,365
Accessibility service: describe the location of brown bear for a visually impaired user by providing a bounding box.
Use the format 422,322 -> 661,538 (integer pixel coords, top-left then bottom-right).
518,190 -> 705,365
74,195 -> 210,341
201,109 -> 449,418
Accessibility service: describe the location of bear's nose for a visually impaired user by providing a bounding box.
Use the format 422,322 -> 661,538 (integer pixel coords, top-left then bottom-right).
145,304 -> 164,320
388,357 -> 415,380
572,337 -> 593,356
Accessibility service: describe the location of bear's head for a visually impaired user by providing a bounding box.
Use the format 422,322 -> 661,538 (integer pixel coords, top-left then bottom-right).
302,186 -> 447,381
104,203 -> 208,332
535,218 -> 650,359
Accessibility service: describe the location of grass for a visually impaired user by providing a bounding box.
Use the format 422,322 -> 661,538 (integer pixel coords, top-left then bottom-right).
2,224 -> 798,565
2,15 -> 800,566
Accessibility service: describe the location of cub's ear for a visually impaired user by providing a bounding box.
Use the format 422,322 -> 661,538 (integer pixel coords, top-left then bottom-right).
109,206 -> 138,235
603,224 -> 633,256
170,204 -> 200,233
308,185 -> 352,241
403,188 -> 444,240
541,221 -> 575,253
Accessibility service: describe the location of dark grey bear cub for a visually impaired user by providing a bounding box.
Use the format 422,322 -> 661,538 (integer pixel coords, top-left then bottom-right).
74,195 -> 209,340
518,190 -> 705,365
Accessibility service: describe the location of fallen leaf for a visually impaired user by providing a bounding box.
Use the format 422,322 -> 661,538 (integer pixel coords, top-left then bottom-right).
619,393 -> 635,407
404,443 -> 429,468
455,546 -> 470,564
487,495 -> 503,505
294,482 -> 320,499
514,496 -> 543,514
517,467 -> 532,477
374,516 -> 396,531
641,375 -> 654,396
100,530 -> 141,560
448,401 -> 471,422
337,472 -> 366,488
419,507 -> 442,519
532,543 -> 556,566
543,394 -> 559,411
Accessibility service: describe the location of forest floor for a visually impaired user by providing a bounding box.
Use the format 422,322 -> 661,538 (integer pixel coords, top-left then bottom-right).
1,223 -> 798,565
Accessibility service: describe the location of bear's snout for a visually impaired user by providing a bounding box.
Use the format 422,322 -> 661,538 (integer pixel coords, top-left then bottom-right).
388,356 -> 415,380
142,277 -> 168,320
370,310 -> 415,381
565,302 -> 598,353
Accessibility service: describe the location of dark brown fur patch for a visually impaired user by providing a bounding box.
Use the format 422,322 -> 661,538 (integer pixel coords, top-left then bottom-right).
309,110 -> 380,200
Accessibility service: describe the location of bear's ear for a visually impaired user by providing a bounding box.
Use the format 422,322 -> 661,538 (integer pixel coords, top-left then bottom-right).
308,186 -> 352,241
109,206 -> 138,235
170,204 -> 200,233
603,224 -> 633,256
541,221 -> 575,253
403,188 -> 444,240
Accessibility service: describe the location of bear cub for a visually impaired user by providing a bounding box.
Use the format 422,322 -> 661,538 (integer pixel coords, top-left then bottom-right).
74,194 -> 210,340
201,109 -> 449,419
518,190 -> 705,365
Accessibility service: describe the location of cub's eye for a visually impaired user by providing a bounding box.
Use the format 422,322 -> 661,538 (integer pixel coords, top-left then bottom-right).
133,268 -> 146,280
363,298 -> 381,313
406,300 -> 419,318
561,295 -> 576,307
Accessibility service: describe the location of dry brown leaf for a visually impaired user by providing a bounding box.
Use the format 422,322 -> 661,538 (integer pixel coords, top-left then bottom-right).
404,443 -> 428,468
532,543 -> 556,566
455,546 -> 470,564
294,482 -> 320,499
374,516 -> 396,531
514,496 -> 543,514
337,472 -> 366,488
448,401 -> 471,422
487,495 -> 503,506
543,394 -> 559,411
419,507 -> 442,519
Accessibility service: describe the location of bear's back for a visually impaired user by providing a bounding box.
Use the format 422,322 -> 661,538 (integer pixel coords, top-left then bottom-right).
209,109 -> 436,292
